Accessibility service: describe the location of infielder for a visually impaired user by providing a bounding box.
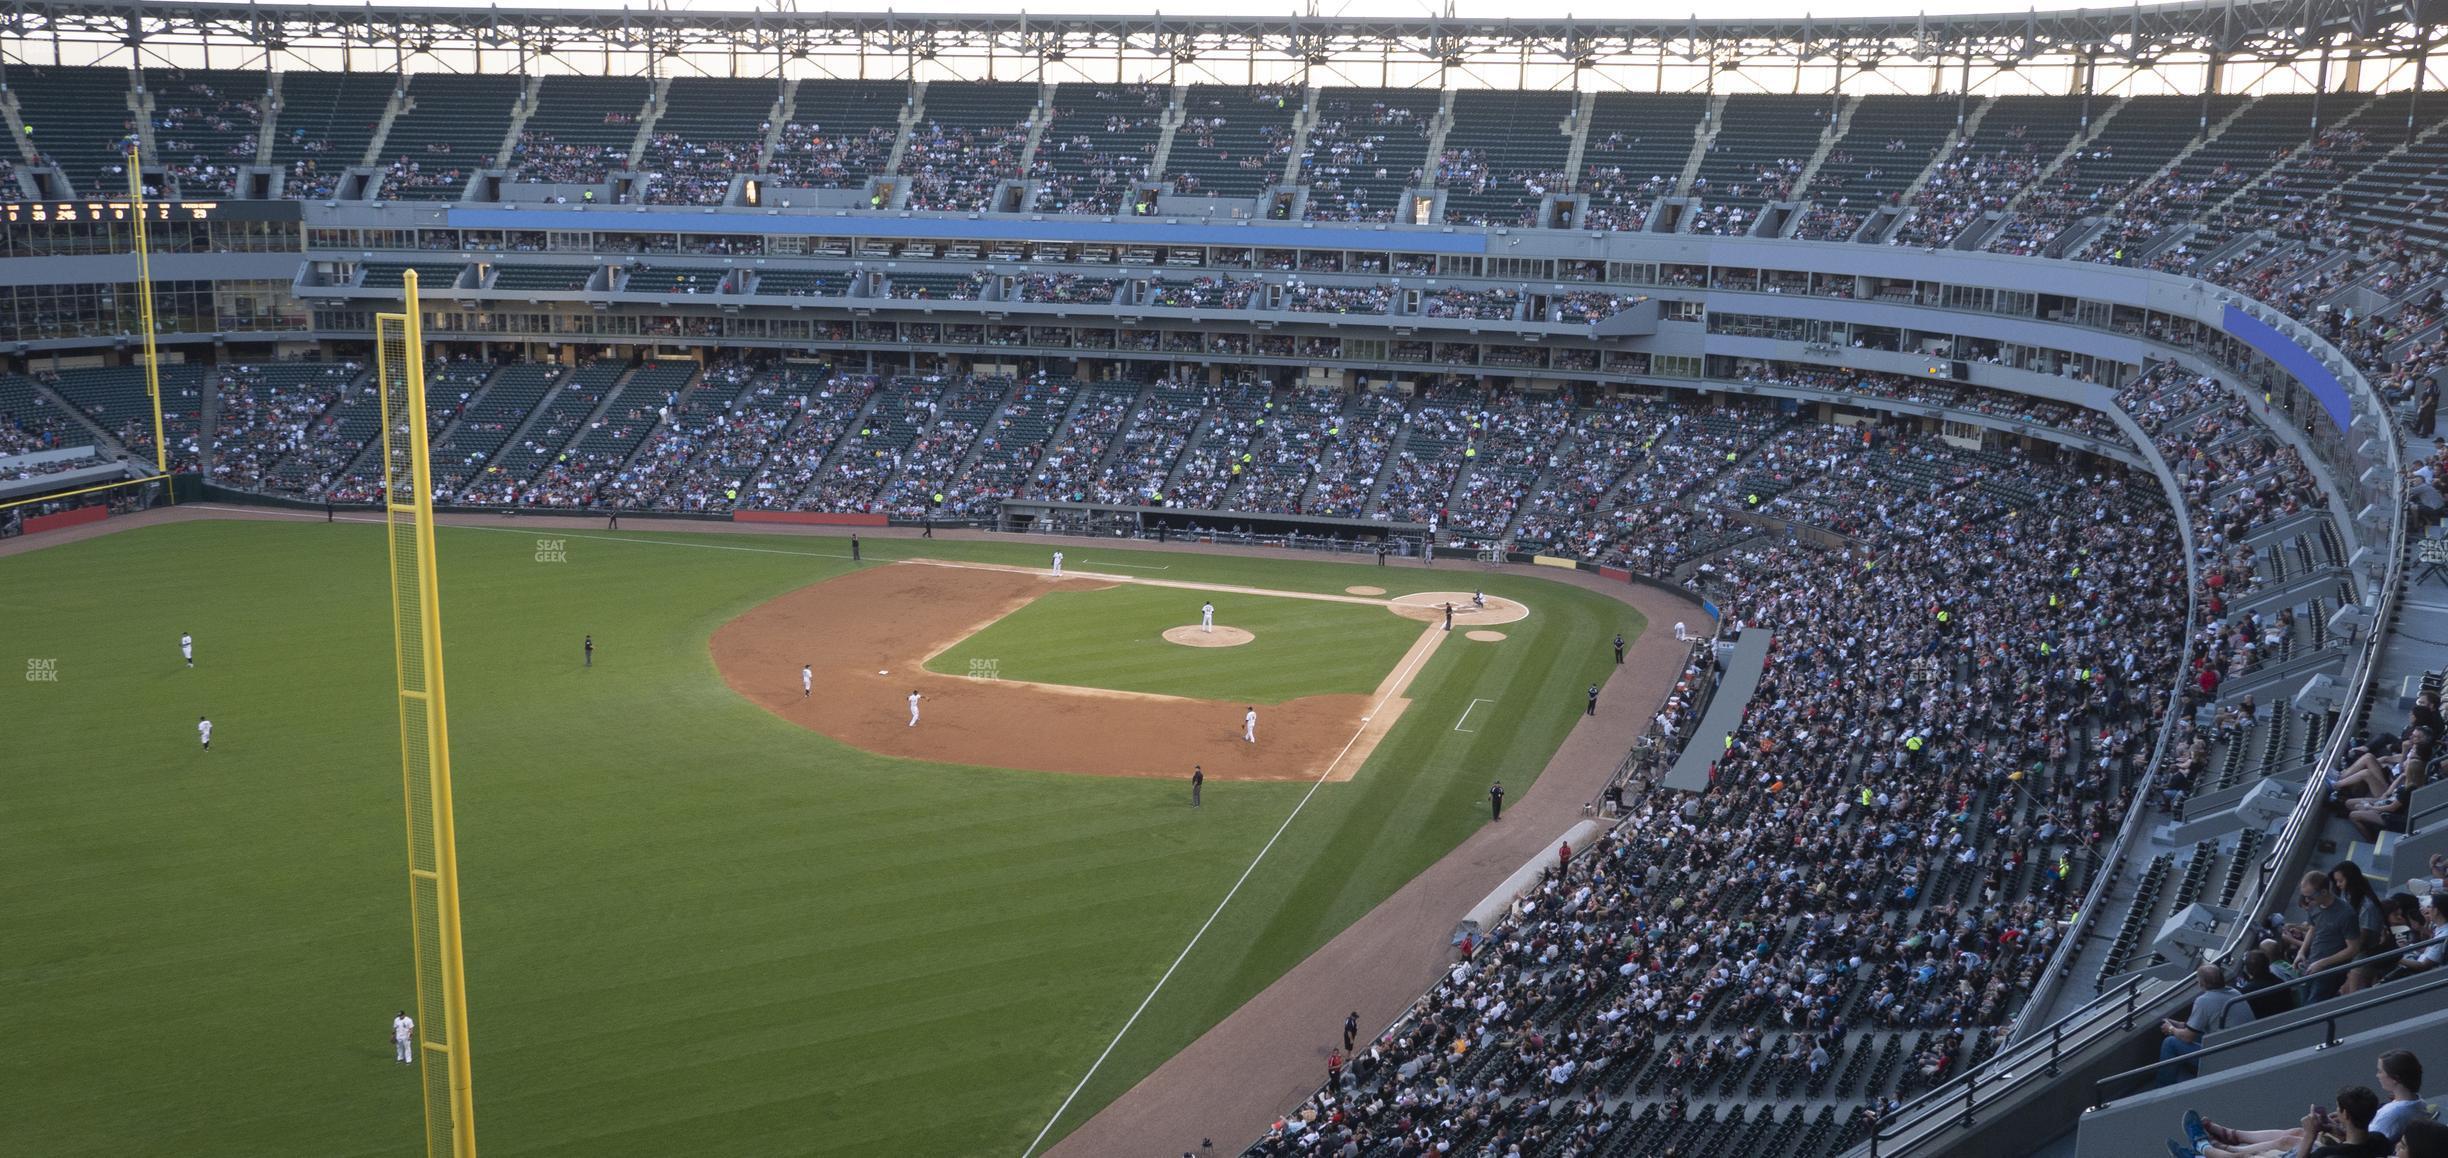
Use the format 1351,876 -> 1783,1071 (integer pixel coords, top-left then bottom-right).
392,1010 -> 416,1064
180,631 -> 194,668
1051,551 -> 1064,578
1201,601 -> 1215,633
802,664 -> 813,697
908,690 -> 922,727
1244,706 -> 1258,743
1472,588 -> 1486,610
197,715 -> 213,751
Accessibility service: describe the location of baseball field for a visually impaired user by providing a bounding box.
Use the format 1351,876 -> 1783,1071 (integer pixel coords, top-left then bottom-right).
0,513 -> 1634,1156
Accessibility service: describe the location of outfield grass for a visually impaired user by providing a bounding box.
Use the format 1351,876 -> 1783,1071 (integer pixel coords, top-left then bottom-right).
921,583 -> 1424,702
0,519 -> 1636,1156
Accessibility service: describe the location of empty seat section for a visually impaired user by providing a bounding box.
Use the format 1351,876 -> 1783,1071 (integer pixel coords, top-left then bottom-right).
745,269 -> 848,296
1578,93 -> 1711,231
642,76 -> 782,205
884,271 -> 982,300
145,68 -> 270,196
767,79 -> 903,194
1303,87 -> 1440,222
1165,84 -> 1299,198
622,265 -> 725,294
1994,95 -> 2220,254
902,81 -> 1037,211
378,74 -> 524,198
361,261 -> 466,289
513,75 -> 652,186
1896,95 -> 2089,247
1035,83 -> 1165,214
272,71 -> 394,198
1437,89 -> 1573,226
1797,96 -> 1958,239
1693,94 -> 1835,218
488,264 -> 596,292
12,66 -> 138,197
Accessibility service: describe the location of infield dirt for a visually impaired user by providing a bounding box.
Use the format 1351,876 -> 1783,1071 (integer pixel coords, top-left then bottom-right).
710,562 -> 1430,781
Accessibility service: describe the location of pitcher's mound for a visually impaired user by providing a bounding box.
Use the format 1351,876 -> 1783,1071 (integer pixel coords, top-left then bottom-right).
1164,625 -> 1254,647
1466,630 -> 1508,642
1389,591 -> 1530,625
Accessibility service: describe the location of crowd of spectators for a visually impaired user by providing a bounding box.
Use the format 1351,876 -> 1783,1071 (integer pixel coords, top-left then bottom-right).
153,74 -> 262,195
511,124 -> 633,186
640,130 -> 765,205
1254,420 -> 2188,1156
1283,280 -> 1392,315
1301,96 -> 1430,223
1146,275 -> 1260,311
902,116 -> 1032,212
1894,138 -> 2054,249
1033,84 -> 1163,214
1421,287 -> 1521,321
766,121 -> 895,193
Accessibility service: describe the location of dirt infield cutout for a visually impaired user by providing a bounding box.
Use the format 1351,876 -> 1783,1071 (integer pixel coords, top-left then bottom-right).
1344,584 -> 1388,596
1387,591 -> 1530,626
1163,625 -> 1254,647
710,561 -> 1446,782
1465,630 -> 1508,642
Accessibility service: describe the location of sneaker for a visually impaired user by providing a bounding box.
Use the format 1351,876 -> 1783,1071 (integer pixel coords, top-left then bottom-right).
2169,1140 -> 2195,1158
2183,1110 -> 2210,1151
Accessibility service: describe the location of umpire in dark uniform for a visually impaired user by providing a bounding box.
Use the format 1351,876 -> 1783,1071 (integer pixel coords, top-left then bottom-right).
1586,683 -> 1599,715
1613,632 -> 1625,663
1190,764 -> 1203,808
1488,780 -> 1504,821
851,532 -> 861,562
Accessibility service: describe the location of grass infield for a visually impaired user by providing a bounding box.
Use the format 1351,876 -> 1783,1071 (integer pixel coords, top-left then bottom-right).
0,519 -> 1636,1156
921,582 -> 1424,702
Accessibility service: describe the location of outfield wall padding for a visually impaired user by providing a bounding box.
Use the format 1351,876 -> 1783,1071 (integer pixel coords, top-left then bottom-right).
733,510 -> 889,527
22,504 -> 108,534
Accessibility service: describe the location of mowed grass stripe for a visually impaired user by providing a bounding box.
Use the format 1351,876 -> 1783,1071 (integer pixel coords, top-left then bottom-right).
923,582 -> 1422,703
1,518 -> 1639,1157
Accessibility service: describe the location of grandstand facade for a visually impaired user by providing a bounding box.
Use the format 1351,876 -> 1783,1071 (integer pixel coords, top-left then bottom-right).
1,3 -> 2437,1157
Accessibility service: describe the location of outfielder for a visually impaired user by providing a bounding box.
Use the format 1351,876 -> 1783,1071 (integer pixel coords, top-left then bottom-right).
802,664 -> 813,697
197,715 -> 213,751
392,1010 -> 415,1064
1051,551 -> 1064,578
1244,706 -> 1258,743
180,631 -> 194,668
908,690 -> 922,727
1201,601 -> 1215,633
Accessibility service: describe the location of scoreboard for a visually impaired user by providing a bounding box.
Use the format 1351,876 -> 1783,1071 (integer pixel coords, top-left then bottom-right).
0,199 -> 303,224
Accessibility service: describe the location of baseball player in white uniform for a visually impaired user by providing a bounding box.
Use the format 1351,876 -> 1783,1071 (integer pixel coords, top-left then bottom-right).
181,632 -> 194,668
908,690 -> 922,727
1244,706 -> 1257,743
1201,601 -> 1215,633
197,715 -> 213,751
392,1011 -> 415,1064
1051,551 -> 1064,578
802,664 -> 813,697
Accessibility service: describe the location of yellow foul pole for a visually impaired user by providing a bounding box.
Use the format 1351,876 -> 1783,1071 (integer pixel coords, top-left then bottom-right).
125,140 -> 172,498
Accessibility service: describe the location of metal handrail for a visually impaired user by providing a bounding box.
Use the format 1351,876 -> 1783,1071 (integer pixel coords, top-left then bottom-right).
2090,936 -> 2448,1104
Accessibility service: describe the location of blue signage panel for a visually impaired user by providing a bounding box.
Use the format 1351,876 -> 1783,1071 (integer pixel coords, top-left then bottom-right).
2221,304 -> 2352,435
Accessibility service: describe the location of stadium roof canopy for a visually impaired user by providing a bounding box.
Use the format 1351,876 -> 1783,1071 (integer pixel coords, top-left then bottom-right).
1,0 -> 2438,90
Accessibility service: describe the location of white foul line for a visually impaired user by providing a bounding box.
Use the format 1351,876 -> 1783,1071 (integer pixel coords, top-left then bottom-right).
1021,622 -> 1445,1157
1454,697 -> 1494,733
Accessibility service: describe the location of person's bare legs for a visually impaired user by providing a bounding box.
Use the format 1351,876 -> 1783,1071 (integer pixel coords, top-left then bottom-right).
2328,761 -> 2391,799
2201,1128 -> 2303,1158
